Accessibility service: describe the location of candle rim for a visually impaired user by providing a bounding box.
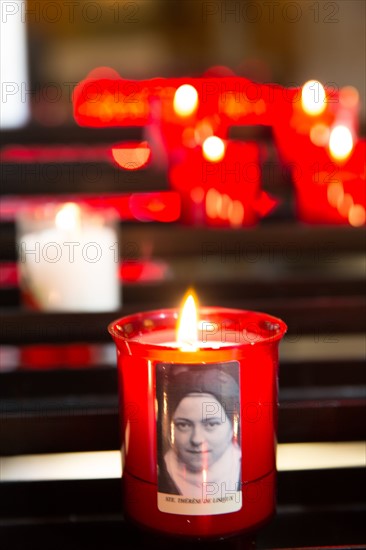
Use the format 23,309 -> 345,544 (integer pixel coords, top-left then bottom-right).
108,306 -> 287,350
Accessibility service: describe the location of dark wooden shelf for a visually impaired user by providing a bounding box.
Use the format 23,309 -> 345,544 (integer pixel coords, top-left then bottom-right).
1,470 -> 365,549
1,295 -> 365,345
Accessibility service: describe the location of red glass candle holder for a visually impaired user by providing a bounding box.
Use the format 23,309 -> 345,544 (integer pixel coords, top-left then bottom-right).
109,307 -> 287,539
291,139 -> 366,225
169,141 -> 263,227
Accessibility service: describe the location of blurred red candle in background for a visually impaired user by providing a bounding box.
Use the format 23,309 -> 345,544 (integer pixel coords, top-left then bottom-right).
291,138 -> 365,225
169,138 -> 275,226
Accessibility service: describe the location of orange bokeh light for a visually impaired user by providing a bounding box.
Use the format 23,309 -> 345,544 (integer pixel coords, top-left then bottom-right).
111,142 -> 151,170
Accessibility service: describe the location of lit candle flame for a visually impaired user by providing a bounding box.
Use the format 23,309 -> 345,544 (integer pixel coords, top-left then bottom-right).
177,293 -> 199,351
55,203 -> 81,232
301,80 -> 326,116
329,125 -> 354,161
202,136 -> 225,162
173,84 -> 199,117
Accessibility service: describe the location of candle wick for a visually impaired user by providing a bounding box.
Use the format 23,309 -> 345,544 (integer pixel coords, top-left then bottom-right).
179,339 -> 198,352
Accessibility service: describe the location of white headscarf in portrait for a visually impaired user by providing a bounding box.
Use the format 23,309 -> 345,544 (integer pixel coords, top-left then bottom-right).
164,441 -> 241,498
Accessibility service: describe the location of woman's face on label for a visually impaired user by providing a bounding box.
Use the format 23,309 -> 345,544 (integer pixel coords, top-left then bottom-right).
172,393 -> 233,472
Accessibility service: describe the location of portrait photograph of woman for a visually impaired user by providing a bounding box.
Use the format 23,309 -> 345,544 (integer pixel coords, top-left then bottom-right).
156,363 -> 241,508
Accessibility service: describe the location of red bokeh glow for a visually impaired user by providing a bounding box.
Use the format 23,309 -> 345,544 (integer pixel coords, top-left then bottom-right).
69,70 -> 366,226
1,193 -> 180,223
111,141 -> 151,170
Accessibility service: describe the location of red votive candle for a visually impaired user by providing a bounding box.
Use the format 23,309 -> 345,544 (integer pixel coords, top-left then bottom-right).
169,140 -> 263,227
109,305 -> 286,539
291,139 -> 366,225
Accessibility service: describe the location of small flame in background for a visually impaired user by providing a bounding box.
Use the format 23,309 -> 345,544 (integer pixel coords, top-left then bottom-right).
301,80 -> 326,116
55,203 -> 81,232
177,292 -> 199,351
202,136 -> 225,162
173,84 -> 199,117
329,125 -> 354,161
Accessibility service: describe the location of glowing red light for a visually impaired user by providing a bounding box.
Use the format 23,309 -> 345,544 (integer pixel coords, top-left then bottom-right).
120,260 -> 170,283
292,139 -> 365,225
170,140 -> 265,226
0,263 -> 18,287
129,192 -> 181,222
0,193 -> 180,223
20,344 -> 94,369
69,69 -> 363,226
0,145 -> 112,163
73,78 -> 150,127
253,191 -> 279,217
111,141 -> 151,170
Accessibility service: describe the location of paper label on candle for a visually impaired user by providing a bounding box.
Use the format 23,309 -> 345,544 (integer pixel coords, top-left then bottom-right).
156,361 -> 242,515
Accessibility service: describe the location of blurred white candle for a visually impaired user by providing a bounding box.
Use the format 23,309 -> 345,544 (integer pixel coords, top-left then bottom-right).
18,203 -> 120,312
